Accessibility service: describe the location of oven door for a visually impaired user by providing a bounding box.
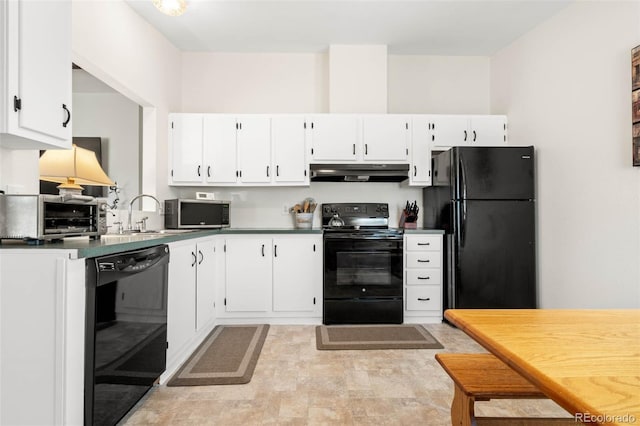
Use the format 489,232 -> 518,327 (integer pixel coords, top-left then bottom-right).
324,237 -> 403,298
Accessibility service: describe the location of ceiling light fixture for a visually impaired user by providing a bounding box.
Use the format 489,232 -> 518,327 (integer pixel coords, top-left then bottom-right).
153,0 -> 187,17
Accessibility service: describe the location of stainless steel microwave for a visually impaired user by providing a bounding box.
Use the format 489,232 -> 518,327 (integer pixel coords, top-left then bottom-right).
164,199 -> 230,229
0,194 -> 108,242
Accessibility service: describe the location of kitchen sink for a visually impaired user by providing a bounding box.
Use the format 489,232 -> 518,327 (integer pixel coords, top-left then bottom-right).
143,229 -> 197,235
99,229 -> 198,243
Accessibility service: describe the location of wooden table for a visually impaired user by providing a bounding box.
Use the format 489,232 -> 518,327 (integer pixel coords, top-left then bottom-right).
444,309 -> 640,426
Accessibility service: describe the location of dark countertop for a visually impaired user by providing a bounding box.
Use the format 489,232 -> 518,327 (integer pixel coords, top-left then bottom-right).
0,228 -> 323,259
0,228 -> 445,259
403,228 -> 445,234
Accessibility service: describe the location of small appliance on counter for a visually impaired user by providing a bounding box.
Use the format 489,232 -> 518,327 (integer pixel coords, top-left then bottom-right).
164,199 -> 230,229
321,202 -> 403,325
0,193 -> 107,243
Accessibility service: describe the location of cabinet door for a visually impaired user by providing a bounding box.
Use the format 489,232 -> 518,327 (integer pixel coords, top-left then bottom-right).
409,117 -> 432,186
203,114 -> 238,183
167,243 -> 197,361
1,0 -> 71,148
469,115 -> 508,146
272,115 -> 308,184
237,116 -> 271,183
225,238 -> 272,312
170,114 -> 203,184
431,115 -> 470,148
272,237 -> 321,312
309,115 -> 359,161
362,115 -> 408,161
196,240 -> 216,331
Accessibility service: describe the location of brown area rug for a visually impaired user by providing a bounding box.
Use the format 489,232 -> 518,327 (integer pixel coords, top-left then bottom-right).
167,324 -> 269,386
316,324 -> 443,350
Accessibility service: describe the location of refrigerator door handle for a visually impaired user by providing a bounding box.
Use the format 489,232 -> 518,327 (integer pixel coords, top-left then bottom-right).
459,153 -> 468,200
447,234 -> 457,309
459,200 -> 467,247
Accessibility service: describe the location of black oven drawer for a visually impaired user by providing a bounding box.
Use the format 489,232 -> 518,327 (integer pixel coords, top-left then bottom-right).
324,299 -> 403,325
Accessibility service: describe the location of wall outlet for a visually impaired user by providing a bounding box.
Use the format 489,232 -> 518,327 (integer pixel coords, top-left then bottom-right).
282,204 -> 290,215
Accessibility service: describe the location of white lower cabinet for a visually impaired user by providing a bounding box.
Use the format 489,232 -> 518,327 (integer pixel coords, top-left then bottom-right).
166,237 -> 217,367
403,233 -> 444,323
220,234 -> 322,319
0,251 -> 85,425
272,237 -> 321,312
224,237 -> 273,312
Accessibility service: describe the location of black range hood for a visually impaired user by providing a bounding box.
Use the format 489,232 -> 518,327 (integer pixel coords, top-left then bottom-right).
310,163 -> 410,182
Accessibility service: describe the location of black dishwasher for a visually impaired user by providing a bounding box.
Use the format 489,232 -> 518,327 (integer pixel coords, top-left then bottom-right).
85,245 -> 170,426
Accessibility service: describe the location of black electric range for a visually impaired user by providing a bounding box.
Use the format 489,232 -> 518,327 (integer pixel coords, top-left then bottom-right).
321,203 -> 404,325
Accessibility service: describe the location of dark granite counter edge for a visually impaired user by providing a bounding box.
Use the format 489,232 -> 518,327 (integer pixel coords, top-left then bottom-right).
403,229 -> 445,234
0,228 -> 323,259
0,228 -> 444,259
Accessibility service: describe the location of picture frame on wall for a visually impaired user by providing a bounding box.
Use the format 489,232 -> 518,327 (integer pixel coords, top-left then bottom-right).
634,123 -> 640,166
633,45 -> 640,91
633,45 -> 640,166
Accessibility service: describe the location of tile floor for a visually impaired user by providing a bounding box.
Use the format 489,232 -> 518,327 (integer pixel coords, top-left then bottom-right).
123,324 -> 570,425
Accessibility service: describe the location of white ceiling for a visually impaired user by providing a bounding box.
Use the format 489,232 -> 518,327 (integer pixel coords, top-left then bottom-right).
124,0 -> 572,55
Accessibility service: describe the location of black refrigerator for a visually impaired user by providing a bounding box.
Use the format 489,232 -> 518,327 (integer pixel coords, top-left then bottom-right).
423,146 -> 536,310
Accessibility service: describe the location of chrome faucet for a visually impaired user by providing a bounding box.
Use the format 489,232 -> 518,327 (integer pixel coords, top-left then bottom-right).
128,194 -> 161,231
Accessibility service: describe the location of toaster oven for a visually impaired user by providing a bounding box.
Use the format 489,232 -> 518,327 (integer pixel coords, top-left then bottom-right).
0,194 -> 108,242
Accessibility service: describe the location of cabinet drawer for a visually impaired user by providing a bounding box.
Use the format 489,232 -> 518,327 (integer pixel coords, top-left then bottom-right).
405,235 -> 442,251
406,286 -> 441,311
406,269 -> 442,286
406,251 -> 441,268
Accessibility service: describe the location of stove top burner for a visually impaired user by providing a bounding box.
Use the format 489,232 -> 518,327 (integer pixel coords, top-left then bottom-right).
323,227 -> 404,240
321,202 -> 392,230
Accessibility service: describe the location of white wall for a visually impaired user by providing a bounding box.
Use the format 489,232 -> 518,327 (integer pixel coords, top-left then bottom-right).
0,148 -> 38,194
174,182 -> 422,229
72,92 -> 139,206
388,55 -> 490,113
72,0 -> 182,208
181,52 -> 328,113
329,45 -> 388,113
491,1 -> 640,308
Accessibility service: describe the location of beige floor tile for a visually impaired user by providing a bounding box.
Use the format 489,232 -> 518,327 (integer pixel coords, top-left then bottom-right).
122,323 -> 570,425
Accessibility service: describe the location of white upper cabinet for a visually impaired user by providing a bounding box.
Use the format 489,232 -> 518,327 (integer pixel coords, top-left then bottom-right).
432,114 -> 508,149
308,114 -> 360,162
361,115 -> 409,162
169,113 -> 204,184
272,115 -> 308,184
236,115 -> 271,184
468,115 -> 508,146
409,117 -> 432,186
0,0 -> 72,149
203,114 -> 238,184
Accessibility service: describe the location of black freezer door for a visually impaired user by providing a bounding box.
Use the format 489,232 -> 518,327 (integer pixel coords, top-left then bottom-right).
448,199 -> 536,309
433,146 -> 535,200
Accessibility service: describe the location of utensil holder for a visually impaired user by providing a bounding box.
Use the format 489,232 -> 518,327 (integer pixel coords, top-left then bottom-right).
294,212 -> 314,229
